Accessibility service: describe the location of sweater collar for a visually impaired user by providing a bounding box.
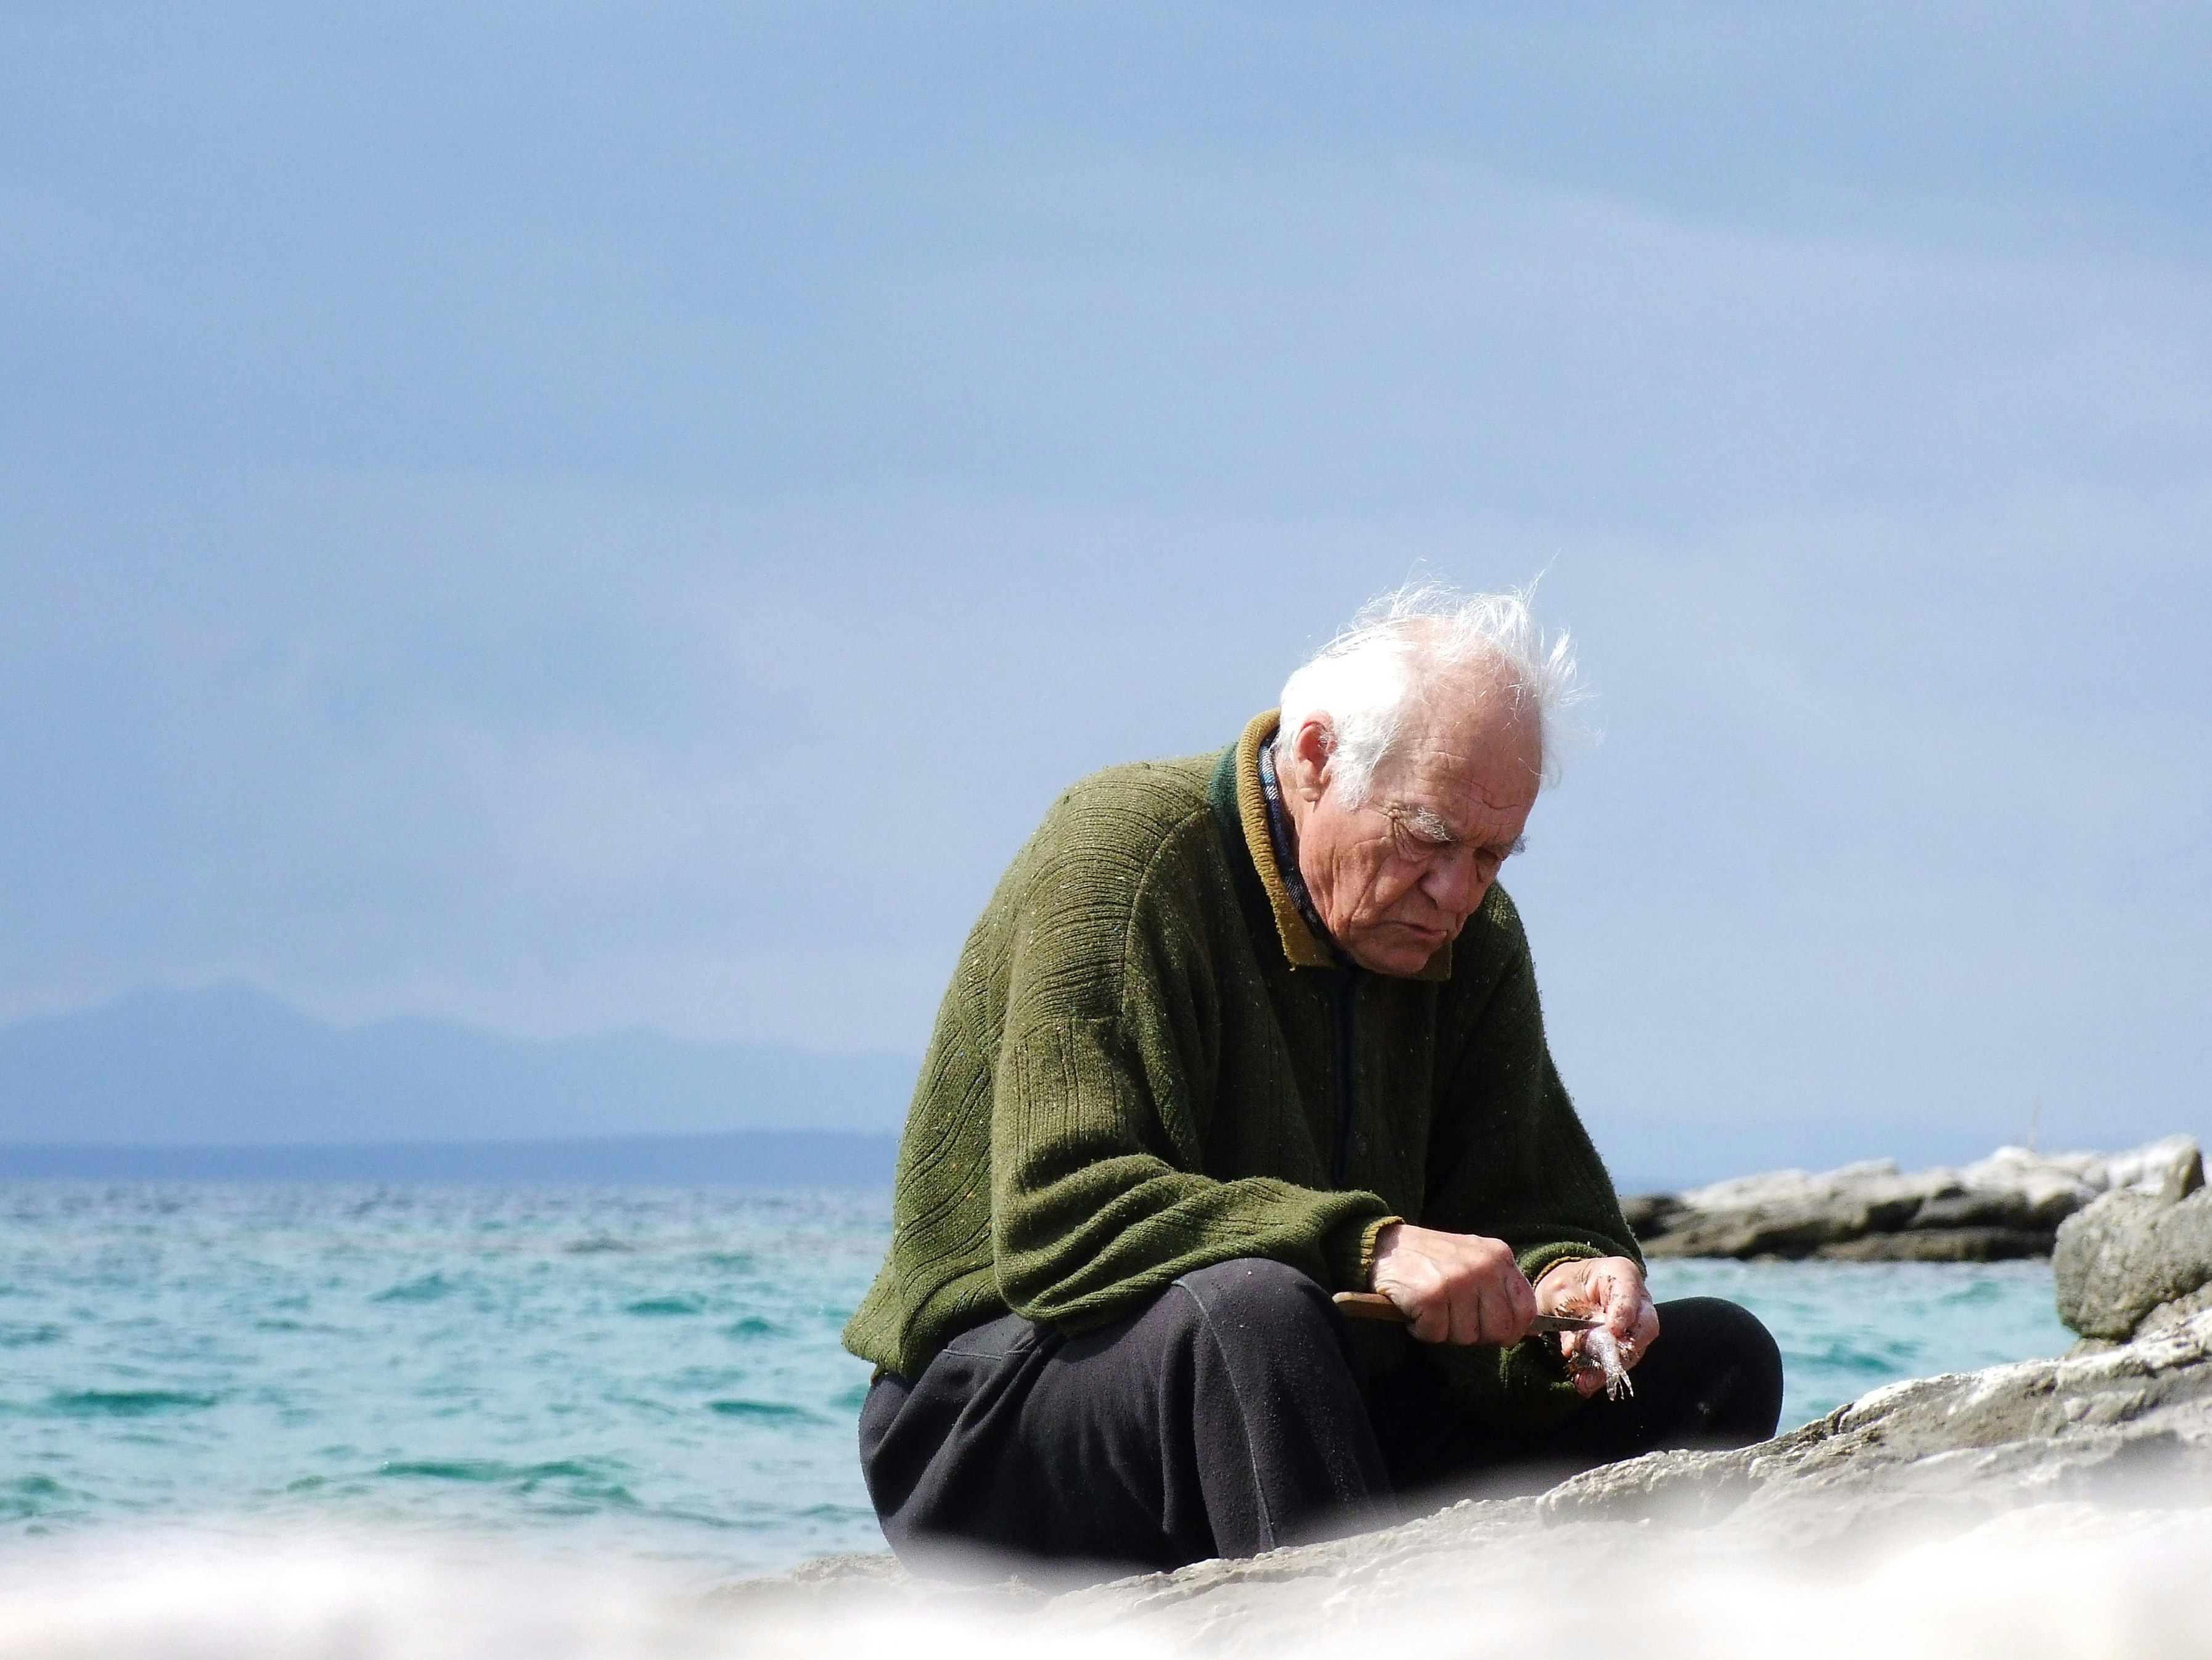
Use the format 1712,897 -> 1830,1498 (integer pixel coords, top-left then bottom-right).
1210,710 -> 1453,982
1256,739 -> 1334,951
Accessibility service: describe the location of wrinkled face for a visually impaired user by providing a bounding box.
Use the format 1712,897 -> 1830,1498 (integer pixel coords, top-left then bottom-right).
1282,697 -> 1541,977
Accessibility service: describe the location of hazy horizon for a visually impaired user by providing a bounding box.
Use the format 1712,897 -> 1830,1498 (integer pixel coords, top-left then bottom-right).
0,979 -> 2187,1189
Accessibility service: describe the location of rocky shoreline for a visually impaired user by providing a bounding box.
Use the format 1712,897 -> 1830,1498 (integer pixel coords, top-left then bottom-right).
1623,1134 -> 2202,1261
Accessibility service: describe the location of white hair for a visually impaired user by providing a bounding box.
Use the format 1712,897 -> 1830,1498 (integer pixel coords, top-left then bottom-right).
1272,584 -> 1584,803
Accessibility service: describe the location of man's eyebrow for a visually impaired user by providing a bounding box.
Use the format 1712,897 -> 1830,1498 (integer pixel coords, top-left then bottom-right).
1391,810 -> 1525,858
1392,805 -> 1459,843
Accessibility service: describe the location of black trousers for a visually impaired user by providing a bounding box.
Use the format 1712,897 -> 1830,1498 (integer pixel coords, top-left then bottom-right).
859,1256 -> 1784,1578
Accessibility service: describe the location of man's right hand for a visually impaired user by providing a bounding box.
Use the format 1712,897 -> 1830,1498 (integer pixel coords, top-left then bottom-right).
1369,1222 -> 1538,1346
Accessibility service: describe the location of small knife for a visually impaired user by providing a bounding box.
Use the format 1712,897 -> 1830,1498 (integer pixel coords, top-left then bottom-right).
1332,1291 -> 1598,1332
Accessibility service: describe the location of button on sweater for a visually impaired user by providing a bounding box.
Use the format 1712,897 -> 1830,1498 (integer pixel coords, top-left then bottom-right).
842,712 -> 1641,1425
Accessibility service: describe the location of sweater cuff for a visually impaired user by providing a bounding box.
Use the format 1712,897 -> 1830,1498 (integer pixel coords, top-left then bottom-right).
1322,1212 -> 1400,1291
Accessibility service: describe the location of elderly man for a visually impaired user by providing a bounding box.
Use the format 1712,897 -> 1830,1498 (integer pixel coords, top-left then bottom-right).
844,588 -> 1782,1575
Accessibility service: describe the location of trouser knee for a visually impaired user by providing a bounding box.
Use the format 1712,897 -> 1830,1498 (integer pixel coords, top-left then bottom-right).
1173,1255 -> 1340,1343
862,1255 -> 1388,1572
1683,1296 -> 1782,1385
1660,1295 -> 1785,1442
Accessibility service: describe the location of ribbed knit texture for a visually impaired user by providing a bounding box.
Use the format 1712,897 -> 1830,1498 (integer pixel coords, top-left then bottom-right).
843,713 -> 1641,1426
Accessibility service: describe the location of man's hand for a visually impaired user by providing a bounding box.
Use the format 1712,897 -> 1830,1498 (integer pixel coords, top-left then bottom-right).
1369,1222 -> 1537,1346
1534,1256 -> 1661,1397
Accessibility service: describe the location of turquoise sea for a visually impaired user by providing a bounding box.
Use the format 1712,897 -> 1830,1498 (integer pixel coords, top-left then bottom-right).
0,1183 -> 2075,1579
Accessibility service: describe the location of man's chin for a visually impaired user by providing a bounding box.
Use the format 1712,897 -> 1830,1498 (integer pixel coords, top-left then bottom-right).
1348,927 -> 1450,977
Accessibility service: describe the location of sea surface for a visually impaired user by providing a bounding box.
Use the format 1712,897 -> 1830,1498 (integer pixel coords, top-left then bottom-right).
0,1183 -> 2075,1580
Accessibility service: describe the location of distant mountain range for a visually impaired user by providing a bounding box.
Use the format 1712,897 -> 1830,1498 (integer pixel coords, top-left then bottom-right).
0,984 -> 916,1184
2,986 -> 2112,1194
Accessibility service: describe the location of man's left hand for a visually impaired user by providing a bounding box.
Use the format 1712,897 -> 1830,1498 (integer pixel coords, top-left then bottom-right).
1534,1257 -> 1660,1398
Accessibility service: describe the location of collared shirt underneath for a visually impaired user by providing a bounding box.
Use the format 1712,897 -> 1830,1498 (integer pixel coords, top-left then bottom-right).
1256,735 -> 1339,958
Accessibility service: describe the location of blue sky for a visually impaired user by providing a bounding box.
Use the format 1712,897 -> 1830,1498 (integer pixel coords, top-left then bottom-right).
3,3 -> 2207,1172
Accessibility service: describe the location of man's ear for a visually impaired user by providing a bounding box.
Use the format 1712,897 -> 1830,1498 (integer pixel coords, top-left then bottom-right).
1288,718 -> 1333,803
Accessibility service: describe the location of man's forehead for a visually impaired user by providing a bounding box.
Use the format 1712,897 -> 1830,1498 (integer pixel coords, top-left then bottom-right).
1397,683 -> 1538,759
1382,723 -> 1541,820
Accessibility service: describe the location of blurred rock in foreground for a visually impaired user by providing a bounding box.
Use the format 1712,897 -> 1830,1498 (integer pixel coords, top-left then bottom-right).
1625,1134 -> 2202,1261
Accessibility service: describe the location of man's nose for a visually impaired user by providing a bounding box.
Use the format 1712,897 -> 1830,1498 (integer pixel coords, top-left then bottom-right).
1422,851 -> 1478,916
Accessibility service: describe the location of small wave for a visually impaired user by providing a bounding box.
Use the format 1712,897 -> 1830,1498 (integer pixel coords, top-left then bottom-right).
535,1485 -> 643,1513
1792,1337 -> 1923,1374
1941,1278 -> 2012,1307
0,1474 -> 72,1520
376,1457 -> 623,1485
565,1236 -> 636,1254
372,1273 -> 456,1304
0,1323 -> 64,1347
708,1399 -> 817,1423
371,1458 -> 645,1511
723,1315 -> 783,1338
46,1389 -> 220,1416
625,1296 -> 705,1317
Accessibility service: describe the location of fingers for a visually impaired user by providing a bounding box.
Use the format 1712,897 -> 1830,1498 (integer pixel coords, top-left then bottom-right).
1443,1253 -> 1491,1346
1592,1258 -> 1660,1368
1613,1268 -> 1653,1331
1460,1236 -> 1534,1346
1560,1330 -> 1605,1397
1631,1295 -> 1661,1361
1448,1283 -> 1482,1347
1546,1259 -> 1654,1397
1376,1253 -> 1451,1344
1533,1257 -> 1585,1316
1367,1227 -> 1535,1347
1505,1261 -> 1538,1333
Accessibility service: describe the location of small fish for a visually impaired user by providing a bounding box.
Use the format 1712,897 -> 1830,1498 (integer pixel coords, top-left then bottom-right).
1562,1321 -> 1636,1401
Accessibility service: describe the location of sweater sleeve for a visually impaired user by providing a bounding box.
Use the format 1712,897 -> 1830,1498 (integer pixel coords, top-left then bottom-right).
988,809 -> 1391,1330
1415,889 -> 1641,1423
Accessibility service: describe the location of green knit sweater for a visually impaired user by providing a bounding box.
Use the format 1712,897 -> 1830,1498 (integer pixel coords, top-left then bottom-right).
843,712 -> 1640,1424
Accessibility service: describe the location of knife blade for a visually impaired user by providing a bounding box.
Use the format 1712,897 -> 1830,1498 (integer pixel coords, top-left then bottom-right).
1332,1291 -> 1599,1331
